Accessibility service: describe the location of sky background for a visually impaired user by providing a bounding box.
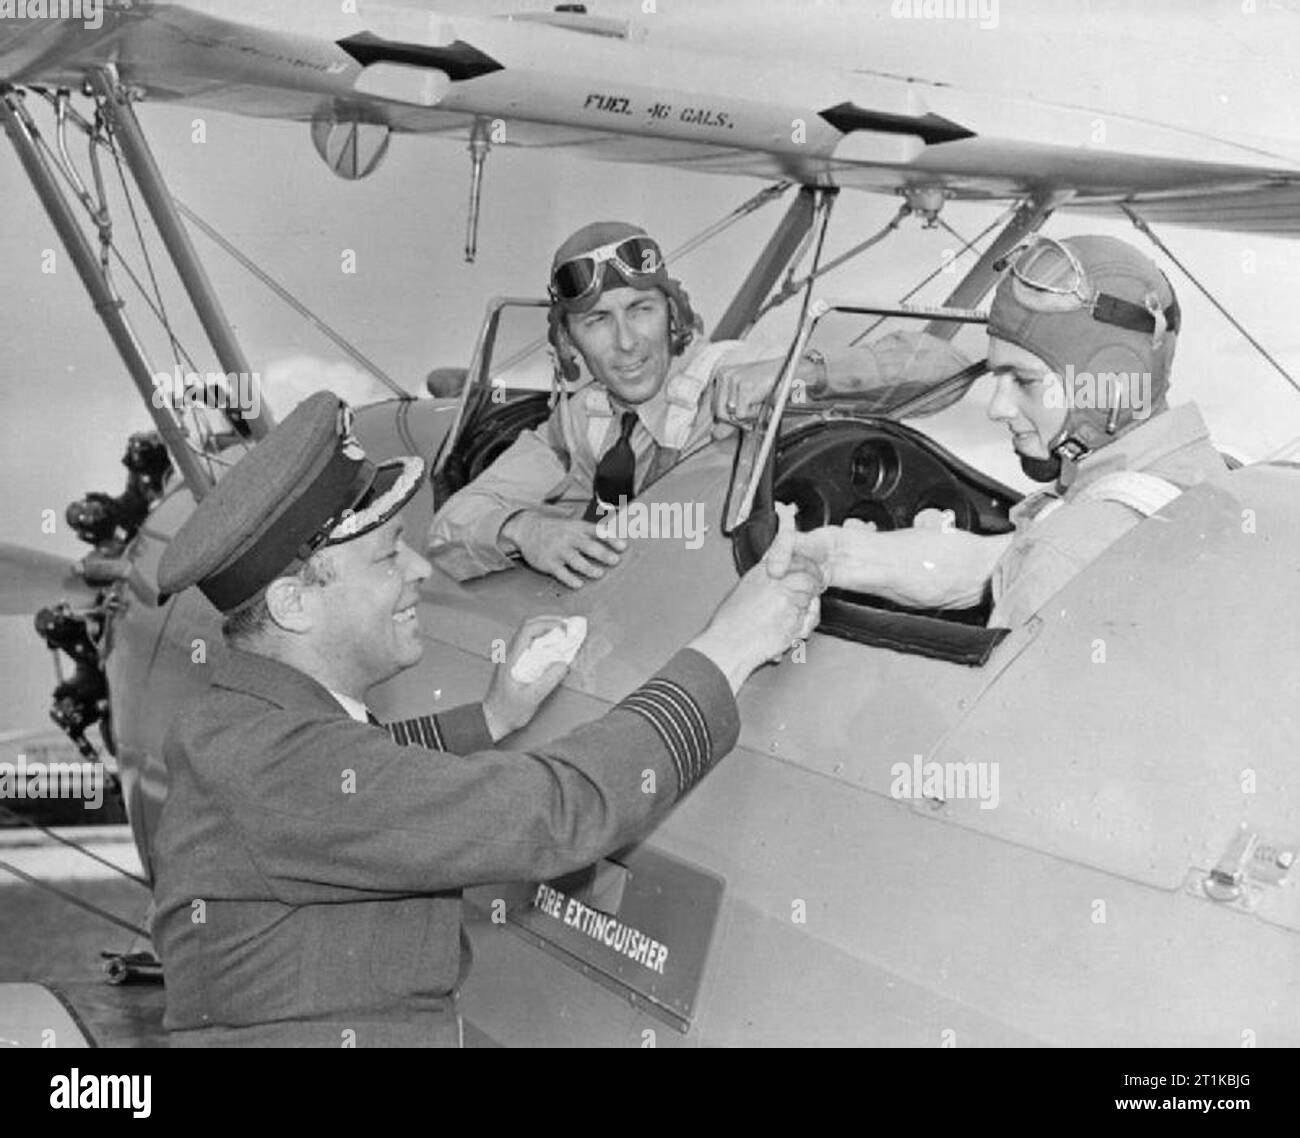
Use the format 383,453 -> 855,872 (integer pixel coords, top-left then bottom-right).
3,0 -> 1300,733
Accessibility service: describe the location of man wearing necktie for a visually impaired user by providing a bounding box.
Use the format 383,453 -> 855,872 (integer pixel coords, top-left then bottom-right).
429,220 -> 740,588
427,220 -> 973,588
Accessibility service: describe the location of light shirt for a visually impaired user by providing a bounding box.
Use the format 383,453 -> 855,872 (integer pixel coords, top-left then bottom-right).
989,402 -> 1226,627
426,337 -> 769,580
328,689 -> 370,724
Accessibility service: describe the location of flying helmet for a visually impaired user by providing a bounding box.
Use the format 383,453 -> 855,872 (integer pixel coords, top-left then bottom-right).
546,221 -> 700,383
988,235 -> 1180,481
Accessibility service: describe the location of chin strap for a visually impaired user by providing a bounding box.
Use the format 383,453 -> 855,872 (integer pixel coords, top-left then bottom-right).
1019,451 -> 1063,483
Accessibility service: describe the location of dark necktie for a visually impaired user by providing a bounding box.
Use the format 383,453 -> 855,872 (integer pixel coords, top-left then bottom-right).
585,411 -> 639,522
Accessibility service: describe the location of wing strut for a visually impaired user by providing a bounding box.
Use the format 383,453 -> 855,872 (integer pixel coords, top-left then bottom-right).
922,188 -> 1074,341
712,186 -> 822,342
86,68 -> 271,440
0,87 -> 215,499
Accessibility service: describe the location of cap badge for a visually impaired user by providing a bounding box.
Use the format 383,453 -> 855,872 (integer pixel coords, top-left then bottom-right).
337,403 -> 366,460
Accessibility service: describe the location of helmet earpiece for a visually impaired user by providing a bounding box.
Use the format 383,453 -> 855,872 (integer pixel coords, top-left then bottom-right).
547,306 -> 582,384
663,280 -> 701,356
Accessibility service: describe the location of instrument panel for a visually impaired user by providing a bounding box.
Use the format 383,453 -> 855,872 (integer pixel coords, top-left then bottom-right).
774,418 -> 1016,538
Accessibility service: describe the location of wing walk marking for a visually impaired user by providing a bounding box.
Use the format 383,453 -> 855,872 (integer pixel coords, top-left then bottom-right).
336,33 -> 504,82
819,101 -> 976,145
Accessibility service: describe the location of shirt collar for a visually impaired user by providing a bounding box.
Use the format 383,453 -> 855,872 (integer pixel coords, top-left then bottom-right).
328,688 -> 370,724
568,342 -> 706,450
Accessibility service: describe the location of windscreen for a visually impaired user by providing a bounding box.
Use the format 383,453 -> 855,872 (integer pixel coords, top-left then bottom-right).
799,307 -> 991,419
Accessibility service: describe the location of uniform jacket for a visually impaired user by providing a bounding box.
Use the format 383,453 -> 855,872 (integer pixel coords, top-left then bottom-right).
990,402 -> 1227,627
150,644 -> 738,1047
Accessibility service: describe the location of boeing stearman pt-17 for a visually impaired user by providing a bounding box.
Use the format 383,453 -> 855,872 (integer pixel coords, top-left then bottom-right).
1,1 -> 1297,1047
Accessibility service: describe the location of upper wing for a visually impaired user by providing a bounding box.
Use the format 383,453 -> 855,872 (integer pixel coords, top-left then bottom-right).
5,2 -> 1298,236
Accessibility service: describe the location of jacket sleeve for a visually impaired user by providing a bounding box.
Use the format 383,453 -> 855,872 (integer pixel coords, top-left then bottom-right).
381,702 -> 495,755
989,500 -> 1141,628
229,649 -> 739,903
425,408 -> 573,580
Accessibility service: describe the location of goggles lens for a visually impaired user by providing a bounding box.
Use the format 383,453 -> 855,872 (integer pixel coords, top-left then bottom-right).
550,236 -> 665,302
996,236 -> 1180,340
993,236 -> 1093,315
1011,239 -> 1086,295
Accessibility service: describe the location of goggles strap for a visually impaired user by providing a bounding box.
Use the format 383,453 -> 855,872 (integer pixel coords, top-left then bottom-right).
551,238 -> 664,302
1092,293 -> 1180,340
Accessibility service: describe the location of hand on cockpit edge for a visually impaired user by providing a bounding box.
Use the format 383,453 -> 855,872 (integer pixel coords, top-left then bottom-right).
502,510 -> 628,590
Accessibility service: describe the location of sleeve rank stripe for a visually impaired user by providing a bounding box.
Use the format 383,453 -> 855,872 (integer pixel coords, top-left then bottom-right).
627,688 -> 697,791
634,681 -> 708,789
619,694 -> 688,794
385,715 -> 444,751
646,679 -> 711,777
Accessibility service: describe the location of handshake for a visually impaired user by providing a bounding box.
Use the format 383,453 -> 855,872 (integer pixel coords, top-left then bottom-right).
686,501 -> 828,694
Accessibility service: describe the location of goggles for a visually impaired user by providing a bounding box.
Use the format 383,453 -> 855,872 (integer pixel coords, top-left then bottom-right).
549,235 -> 666,305
994,236 -> 1180,343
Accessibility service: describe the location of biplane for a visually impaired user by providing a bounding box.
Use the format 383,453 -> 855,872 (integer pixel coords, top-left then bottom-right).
1,1 -> 1298,1046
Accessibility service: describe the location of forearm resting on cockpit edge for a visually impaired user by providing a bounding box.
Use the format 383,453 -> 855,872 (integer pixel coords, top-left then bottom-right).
829,527 -> 1013,610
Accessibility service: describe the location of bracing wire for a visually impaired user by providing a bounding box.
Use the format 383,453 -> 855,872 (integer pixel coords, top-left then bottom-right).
848,204 -> 1014,345
1122,204 -> 1300,399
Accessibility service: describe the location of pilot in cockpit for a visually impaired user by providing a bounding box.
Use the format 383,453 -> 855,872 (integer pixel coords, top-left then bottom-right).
776,235 -> 1230,628
426,219 -> 966,588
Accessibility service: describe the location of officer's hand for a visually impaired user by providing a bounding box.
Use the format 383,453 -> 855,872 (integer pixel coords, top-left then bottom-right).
688,555 -> 825,695
482,615 -> 571,741
503,511 -> 628,590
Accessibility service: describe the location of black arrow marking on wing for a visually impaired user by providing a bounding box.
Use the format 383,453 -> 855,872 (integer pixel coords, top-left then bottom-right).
819,101 -> 975,145
337,32 -> 505,81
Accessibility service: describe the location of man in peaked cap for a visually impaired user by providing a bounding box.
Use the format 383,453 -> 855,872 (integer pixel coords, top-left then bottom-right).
778,235 -> 1229,628
150,390 -> 823,1047
426,220 -> 970,587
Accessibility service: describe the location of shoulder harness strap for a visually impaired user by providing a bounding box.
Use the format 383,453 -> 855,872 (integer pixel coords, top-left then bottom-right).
1070,470 -> 1183,517
662,340 -> 742,448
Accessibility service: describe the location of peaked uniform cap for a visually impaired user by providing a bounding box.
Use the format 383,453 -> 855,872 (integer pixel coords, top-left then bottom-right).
157,390 -> 424,612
